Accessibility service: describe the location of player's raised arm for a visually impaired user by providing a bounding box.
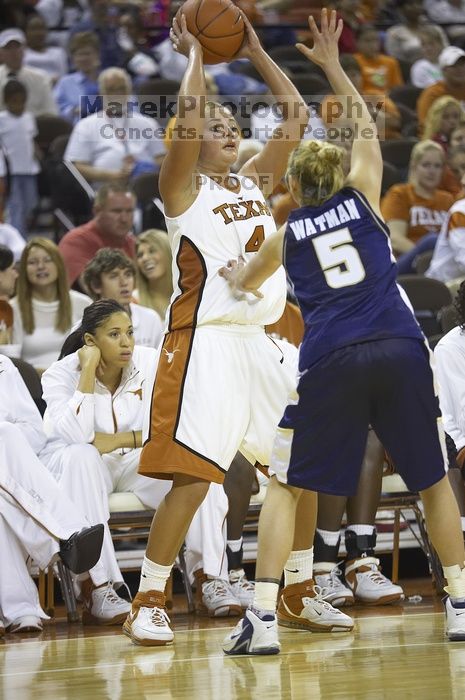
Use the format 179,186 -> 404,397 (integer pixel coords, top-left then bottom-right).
219,227 -> 285,298
296,9 -> 383,211
238,14 -> 309,197
159,13 -> 206,216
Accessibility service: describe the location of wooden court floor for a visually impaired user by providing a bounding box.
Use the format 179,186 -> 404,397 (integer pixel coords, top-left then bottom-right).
2,579 -> 465,700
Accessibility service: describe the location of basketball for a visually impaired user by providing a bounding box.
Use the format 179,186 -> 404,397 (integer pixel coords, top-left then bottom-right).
176,0 -> 245,65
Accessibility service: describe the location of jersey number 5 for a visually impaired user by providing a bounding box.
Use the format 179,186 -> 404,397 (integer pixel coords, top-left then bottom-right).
312,228 -> 366,289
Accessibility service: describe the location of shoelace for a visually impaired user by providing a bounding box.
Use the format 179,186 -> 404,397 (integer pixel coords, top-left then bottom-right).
302,585 -> 343,613
354,557 -> 390,587
149,606 -> 171,627
328,563 -> 346,588
96,581 -> 131,613
230,572 -> 254,591
203,579 -> 232,599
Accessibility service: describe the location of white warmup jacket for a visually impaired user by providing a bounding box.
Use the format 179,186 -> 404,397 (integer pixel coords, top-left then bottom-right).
40,345 -> 171,588
0,355 -> 93,625
435,326 -> 465,463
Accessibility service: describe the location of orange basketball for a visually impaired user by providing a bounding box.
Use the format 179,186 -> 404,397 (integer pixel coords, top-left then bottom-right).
176,0 -> 245,65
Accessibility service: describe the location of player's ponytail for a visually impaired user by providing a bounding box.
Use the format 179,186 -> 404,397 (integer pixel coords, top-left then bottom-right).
286,141 -> 345,206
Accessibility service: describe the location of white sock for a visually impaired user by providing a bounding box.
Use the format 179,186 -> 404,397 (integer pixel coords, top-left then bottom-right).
317,528 -> 341,546
253,581 -> 279,613
139,556 -> 173,593
348,524 -> 376,536
227,538 -> 243,552
284,547 -> 314,587
444,565 -> 465,600
461,517 -> 465,533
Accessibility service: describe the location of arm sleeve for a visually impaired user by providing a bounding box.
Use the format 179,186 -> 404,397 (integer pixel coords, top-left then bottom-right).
0,358 -> 47,454
39,74 -> 58,115
64,120 -> 92,163
41,360 -> 96,444
380,186 -> 410,223
58,233 -> 91,287
435,341 -> 465,451
54,78 -> 76,123
390,58 -> 404,87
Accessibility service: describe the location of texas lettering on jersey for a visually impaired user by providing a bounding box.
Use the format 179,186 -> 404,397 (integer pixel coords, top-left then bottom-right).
212,200 -> 272,225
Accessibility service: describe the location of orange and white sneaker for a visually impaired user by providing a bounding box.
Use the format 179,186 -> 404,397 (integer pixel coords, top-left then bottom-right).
123,590 -> 174,646
277,579 -> 354,632
345,556 -> 404,605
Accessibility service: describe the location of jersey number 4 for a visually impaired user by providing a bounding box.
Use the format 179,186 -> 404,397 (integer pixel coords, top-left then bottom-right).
313,228 -> 366,289
245,225 -> 265,253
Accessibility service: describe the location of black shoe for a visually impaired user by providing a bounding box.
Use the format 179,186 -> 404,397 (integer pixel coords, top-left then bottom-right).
59,524 -> 104,574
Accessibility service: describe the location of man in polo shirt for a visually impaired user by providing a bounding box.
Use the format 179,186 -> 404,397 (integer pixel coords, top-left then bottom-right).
58,183 -> 137,291
0,28 -> 57,116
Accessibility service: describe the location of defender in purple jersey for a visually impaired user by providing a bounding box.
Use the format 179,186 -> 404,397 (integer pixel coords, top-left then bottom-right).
221,9 -> 465,655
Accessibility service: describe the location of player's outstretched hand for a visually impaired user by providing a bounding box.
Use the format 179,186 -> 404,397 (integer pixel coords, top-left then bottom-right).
235,11 -> 263,61
170,13 -> 201,57
295,8 -> 343,69
218,257 -> 264,300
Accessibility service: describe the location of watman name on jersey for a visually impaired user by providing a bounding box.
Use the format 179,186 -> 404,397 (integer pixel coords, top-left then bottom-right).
289,197 -> 361,240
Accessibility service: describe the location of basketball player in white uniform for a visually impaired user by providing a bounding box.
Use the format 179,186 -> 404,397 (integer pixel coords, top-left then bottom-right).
123,11 -> 318,646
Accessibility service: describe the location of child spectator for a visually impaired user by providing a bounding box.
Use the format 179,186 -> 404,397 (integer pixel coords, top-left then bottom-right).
0,80 -> 40,237
82,247 -> 163,348
410,26 -> 448,88
422,95 -> 464,151
354,25 -> 403,95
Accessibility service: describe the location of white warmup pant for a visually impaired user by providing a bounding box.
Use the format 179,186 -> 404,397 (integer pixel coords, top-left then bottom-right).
0,422 -> 92,625
41,444 -> 171,587
184,483 -> 229,583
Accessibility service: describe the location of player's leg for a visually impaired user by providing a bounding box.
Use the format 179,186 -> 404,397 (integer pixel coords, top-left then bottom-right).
344,432 -> 404,606
223,453 -> 256,610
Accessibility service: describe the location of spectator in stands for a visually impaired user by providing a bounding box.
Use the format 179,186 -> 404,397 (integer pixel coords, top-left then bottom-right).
40,299 -> 172,625
0,80 -> 41,237
331,0 -> 366,55
381,140 -> 454,269
320,54 -> 401,140
0,353 -> 104,635
70,0 -> 126,69
23,14 -> 67,84
34,0 -> 65,29
118,11 -> 159,84
410,26 -> 448,89
422,95 -> 464,151
354,25 -> 403,95
4,237 -> 91,373
427,178 -> 465,286
64,67 -> 165,188
384,0 -> 446,63
441,144 -> 465,197
424,0 -> 465,42
451,123 -> 465,149
54,32 -> 101,124
134,229 -> 173,320
82,248 -> 163,348
58,183 -> 137,290
0,28 -> 57,115
417,46 -> 465,129
0,244 -> 17,348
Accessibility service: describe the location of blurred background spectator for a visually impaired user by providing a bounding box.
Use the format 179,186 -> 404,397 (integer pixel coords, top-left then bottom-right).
23,14 -> 68,85
410,26 -> 448,88
54,31 -> 101,124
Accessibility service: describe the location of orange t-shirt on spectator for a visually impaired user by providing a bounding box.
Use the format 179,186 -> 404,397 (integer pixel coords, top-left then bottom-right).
417,81 -> 465,128
354,53 -> 403,95
380,183 -> 454,243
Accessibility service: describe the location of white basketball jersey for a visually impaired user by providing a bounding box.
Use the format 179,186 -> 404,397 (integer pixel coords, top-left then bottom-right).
164,175 -> 286,329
